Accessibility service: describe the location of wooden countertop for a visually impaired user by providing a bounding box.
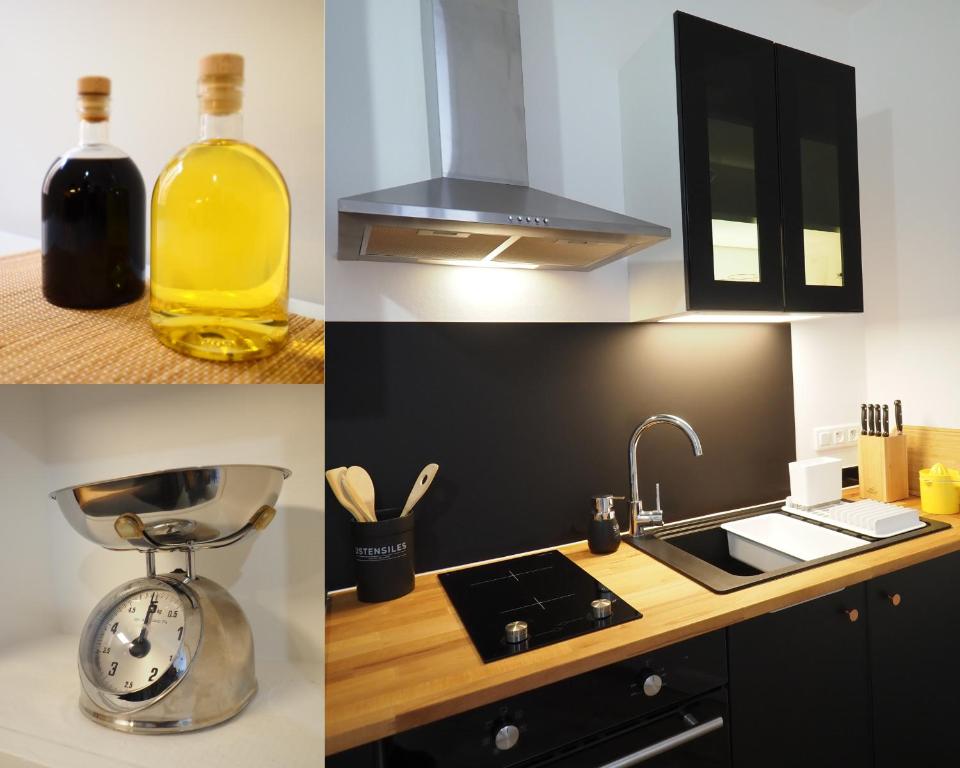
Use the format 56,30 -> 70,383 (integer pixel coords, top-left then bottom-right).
325,492 -> 960,755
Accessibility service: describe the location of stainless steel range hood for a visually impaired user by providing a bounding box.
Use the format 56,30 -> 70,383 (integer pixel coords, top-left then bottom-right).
338,0 -> 670,271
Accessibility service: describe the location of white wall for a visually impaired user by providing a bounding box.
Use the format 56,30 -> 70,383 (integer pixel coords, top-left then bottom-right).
325,0 -> 632,321
848,0 -> 960,428
325,0 -> 857,323
524,0 -> 960,460
0,385 -> 323,665
793,0 -> 960,458
598,0 -> 865,464
0,388 -> 58,648
791,316 -> 866,465
323,0 -> 856,326
327,0 -> 960,463
0,0 -> 324,305
325,0 -> 868,467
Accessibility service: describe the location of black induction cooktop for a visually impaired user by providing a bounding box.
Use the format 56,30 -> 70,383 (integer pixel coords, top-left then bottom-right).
438,550 -> 641,663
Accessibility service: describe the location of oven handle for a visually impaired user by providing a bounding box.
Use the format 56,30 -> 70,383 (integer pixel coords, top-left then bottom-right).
596,715 -> 725,768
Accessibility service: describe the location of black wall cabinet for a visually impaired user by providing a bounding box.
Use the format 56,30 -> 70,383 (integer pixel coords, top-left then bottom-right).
727,586 -> 873,767
867,551 -> 960,767
675,12 -> 863,313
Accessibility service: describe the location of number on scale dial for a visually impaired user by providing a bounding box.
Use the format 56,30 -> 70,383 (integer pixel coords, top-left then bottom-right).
93,589 -> 185,694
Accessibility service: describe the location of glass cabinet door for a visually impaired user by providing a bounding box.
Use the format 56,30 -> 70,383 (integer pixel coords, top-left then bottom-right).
778,45 -> 863,312
675,12 -> 784,310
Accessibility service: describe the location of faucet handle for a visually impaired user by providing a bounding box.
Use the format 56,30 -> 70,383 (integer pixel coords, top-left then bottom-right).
634,483 -> 664,532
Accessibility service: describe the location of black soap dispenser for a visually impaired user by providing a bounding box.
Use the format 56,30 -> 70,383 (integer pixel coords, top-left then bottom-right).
589,495 -> 622,555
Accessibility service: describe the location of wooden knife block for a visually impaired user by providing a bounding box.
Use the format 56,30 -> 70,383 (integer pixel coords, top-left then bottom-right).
858,434 -> 908,502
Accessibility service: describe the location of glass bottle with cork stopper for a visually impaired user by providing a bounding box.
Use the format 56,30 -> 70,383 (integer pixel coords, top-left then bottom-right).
41,76 -> 146,308
150,53 -> 290,362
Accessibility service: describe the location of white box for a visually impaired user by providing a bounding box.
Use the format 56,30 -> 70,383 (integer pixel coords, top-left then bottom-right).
788,457 -> 842,508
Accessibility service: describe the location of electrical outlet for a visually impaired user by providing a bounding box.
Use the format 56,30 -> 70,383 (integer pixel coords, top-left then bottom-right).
814,423 -> 860,451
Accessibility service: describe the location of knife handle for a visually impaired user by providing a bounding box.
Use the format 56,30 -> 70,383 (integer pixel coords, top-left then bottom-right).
860,404 -> 867,436
895,399 -> 903,434
882,404 -> 889,437
867,405 -> 875,436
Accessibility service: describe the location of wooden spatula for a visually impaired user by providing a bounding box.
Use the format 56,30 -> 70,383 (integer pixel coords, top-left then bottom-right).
325,467 -> 370,523
339,470 -> 376,523
344,466 -> 377,522
401,463 -> 439,517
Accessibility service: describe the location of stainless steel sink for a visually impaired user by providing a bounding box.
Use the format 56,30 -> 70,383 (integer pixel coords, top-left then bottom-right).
625,501 -> 951,593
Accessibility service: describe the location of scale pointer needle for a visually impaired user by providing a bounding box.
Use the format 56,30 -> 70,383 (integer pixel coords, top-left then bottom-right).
130,593 -> 158,659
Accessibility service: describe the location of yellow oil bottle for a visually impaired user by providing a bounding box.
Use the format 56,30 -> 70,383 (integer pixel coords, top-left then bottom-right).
151,53 -> 289,361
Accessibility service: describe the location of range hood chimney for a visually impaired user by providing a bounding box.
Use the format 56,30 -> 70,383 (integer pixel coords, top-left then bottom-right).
338,0 -> 670,271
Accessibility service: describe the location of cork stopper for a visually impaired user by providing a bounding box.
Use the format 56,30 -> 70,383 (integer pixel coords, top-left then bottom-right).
77,75 -> 110,122
198,53 -> 244,115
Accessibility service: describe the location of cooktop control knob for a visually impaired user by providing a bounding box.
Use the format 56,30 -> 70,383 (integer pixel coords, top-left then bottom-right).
494,723 -> 520,751
505,621 -> 529,644
640,671 -> 663,697
591,598 -> 612,620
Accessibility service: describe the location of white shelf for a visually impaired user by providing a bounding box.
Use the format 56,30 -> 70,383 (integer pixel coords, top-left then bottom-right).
0,635 -> 322,768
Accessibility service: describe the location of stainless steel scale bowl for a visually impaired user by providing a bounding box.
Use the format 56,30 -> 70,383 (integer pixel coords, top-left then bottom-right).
50,465 -> 291,734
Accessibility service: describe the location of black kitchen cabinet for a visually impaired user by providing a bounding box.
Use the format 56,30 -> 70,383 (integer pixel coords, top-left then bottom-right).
778,46 -> 863,312
326,743 -> 380,768
675,12 -> 783,311
674,12 -> 863,313
727,585 -> 873,767
867,551 -> 960,767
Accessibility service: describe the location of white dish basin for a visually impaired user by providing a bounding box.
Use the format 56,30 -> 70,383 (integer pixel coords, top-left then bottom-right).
721,513 -> 865,572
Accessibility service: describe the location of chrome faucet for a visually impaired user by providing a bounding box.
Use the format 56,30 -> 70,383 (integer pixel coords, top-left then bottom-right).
628,414 -> 703,537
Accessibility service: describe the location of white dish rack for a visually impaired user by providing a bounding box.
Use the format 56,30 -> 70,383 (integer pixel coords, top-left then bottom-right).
782,498 -> 923,538
721,513 -> 865,571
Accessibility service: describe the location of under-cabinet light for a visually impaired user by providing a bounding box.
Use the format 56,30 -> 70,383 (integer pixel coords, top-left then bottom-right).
482,235 -> 522,262
659,312 -> 822,323
416,229 -> 470,238
419,258 -> 538,270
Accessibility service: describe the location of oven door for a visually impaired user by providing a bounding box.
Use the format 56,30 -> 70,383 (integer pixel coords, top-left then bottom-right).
536,691 -> 729,768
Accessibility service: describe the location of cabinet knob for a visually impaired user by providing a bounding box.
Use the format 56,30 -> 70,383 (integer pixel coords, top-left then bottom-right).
887,593 -> 902,607
494,723 -> 520,751
640,672 -> 663,697
844,608 -> 859,623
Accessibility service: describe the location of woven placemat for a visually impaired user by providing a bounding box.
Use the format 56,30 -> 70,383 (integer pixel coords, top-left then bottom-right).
0,251 -> 324,383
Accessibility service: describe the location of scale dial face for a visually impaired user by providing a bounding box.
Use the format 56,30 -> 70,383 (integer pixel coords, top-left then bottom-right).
86,586 -> 186,696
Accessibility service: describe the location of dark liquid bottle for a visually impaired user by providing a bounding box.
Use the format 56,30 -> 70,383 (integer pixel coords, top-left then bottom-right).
41,76 -> 145,309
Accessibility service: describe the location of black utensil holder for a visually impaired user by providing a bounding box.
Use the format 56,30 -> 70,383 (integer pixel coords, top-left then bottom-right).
351,510 -> 415,603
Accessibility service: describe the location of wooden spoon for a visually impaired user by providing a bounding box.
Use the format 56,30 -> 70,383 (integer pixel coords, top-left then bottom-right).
339,471 -> 376,523
344,466 -> 377,522
401,463 -> 439,517
325,467 -> 369,523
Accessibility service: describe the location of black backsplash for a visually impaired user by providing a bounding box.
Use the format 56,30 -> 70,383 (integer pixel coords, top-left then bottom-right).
326,322 -> 797,590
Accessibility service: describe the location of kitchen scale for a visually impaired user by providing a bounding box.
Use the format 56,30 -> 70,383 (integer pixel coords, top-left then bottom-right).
50,464 -> 290,734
